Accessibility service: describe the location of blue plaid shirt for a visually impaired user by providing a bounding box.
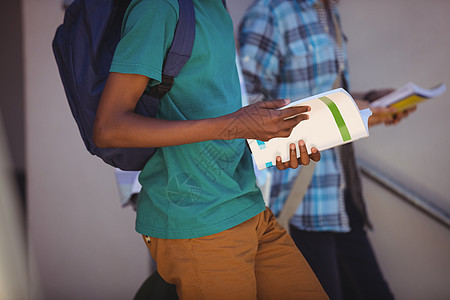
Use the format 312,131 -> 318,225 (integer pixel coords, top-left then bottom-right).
239,0 -> 350,232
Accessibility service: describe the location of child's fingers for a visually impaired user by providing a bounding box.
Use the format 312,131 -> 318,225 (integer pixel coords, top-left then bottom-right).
310,147 -> 321,162
289,143 -> 299,169
278,106 -> 311,120
276,156 -> 287,170
281,114 -> 309,130
298,140 -> 310,165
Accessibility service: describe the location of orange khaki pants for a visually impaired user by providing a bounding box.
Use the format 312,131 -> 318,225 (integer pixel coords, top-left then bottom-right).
143,207 -> 328,300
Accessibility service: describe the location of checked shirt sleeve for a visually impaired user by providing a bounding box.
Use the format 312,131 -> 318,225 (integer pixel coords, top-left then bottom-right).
238,4 -> 283,104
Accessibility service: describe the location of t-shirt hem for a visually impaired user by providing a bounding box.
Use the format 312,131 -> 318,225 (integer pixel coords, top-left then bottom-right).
135,202 -> 266,239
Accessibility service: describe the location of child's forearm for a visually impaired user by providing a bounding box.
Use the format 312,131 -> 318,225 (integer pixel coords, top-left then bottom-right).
93,100 -> 311,149
93,112 -> 232,148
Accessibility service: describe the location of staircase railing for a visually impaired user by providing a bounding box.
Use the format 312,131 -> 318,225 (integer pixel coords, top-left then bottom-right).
358,159 -> 450,230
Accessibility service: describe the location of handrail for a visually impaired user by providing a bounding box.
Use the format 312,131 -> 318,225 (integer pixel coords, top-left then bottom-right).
358,159 -> 450,230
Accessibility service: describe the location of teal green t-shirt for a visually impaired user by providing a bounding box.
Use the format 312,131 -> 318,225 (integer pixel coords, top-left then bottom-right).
110,0 -> 265,239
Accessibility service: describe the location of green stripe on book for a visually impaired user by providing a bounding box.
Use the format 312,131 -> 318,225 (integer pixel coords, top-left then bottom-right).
319,96 -> 351,142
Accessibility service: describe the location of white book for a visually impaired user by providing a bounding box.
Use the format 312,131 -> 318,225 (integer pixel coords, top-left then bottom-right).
248,88 -> 372,170
371,82 -> 446,110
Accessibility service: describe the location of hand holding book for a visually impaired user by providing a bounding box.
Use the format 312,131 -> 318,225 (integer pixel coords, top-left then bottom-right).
361,82 -> 445,126
248,88 -> 372,170
368,105 -> 416,126
275,140 -> 321,170
355,94 -> 413,127
229,98 -> 321,170
370,82 -> 446,111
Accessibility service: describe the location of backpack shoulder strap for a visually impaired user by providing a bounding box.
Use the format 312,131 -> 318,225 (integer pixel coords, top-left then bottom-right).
164,0 -> 196,77
149,0 -> 196,98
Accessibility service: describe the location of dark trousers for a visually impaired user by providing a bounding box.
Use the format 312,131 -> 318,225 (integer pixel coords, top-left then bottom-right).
290,225 -> 395,300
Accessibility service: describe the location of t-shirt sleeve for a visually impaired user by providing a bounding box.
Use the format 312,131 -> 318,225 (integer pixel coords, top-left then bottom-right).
110,0 -> 178,86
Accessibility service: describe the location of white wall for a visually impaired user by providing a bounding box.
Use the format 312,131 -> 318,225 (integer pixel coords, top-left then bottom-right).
23,0 -> 449,299
340,0 -> 450,299
24,0 -> 149,299
341,0 -> 450,299
340,0 -> 450,213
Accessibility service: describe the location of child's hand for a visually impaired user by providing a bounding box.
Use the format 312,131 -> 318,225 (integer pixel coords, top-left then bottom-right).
356,89 -> 417,127
367,106 -> 399,127
230,99 -> 310,141
368,105 -> 417,127
276,140 -> 321,170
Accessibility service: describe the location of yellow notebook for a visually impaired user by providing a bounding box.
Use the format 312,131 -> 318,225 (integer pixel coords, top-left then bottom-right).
371,82 -> 446,110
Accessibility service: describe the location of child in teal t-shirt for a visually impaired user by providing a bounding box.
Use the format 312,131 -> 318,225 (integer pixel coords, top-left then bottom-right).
111,0 -> 264,240
94,0 -> 325,298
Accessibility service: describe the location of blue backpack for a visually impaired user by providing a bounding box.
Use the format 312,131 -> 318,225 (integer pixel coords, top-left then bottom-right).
52,0 -> 196,171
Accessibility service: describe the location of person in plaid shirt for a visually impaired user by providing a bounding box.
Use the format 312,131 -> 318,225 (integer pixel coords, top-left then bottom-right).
239,0 -> 415,299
